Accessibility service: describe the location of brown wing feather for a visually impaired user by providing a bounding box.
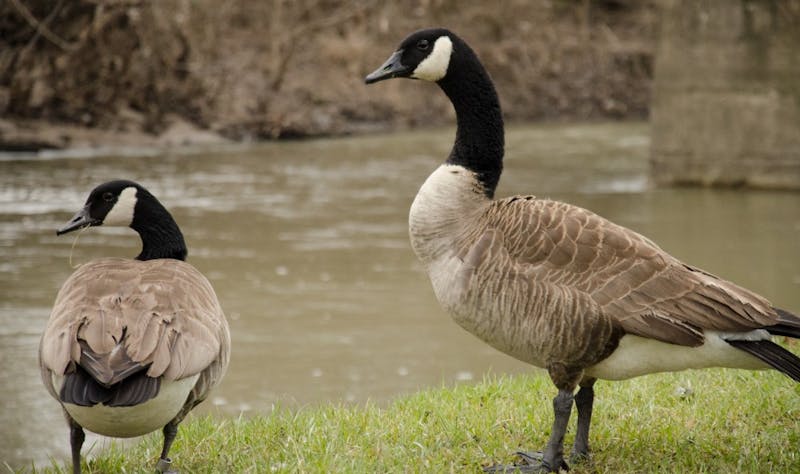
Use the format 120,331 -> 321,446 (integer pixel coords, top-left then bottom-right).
483,198 -> 778,347
40,258 -> 229,399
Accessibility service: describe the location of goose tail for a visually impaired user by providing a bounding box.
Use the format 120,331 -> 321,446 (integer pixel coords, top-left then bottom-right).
725,307 -> 800,382
766,307 -> 800,339
726,339 -> 800,382
60,365 -> 161,407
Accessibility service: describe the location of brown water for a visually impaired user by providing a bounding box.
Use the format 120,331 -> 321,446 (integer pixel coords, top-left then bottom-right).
1,122 -> 798,469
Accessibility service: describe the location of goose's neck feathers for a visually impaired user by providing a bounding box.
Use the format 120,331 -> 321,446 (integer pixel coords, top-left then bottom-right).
132,195 -> 187,261
437,38 -> 504,198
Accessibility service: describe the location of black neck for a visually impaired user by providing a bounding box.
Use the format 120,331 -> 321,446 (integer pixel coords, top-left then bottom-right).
437,40 -> 504,198
130,192 -> 187,261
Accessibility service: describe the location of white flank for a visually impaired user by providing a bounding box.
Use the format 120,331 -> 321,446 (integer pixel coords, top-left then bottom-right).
411,36 -> 453,82
586,331 -> 771,381
720,329 -> 771,341
59,374 -> 199,437
104,186 -> 138,226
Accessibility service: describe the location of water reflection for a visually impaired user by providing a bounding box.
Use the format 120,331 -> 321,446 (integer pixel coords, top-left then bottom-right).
1,122 -> 798,469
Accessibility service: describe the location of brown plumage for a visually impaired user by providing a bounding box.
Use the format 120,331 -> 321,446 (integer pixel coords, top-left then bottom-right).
366,28 -> 800,472
40,258 -> 229,408
40,180 -> 230,474
435,196 -> 793,380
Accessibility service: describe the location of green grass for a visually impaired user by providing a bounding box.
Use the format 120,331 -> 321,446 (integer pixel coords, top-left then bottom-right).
34,369 -> 800,473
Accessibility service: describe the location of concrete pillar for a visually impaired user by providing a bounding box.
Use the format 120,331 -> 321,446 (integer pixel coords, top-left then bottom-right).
650,0 -> 800,189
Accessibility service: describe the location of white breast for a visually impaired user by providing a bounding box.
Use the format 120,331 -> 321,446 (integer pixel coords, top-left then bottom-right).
409,164 -> 487,265
586,331 -> 769,381
58,374 -> 199,438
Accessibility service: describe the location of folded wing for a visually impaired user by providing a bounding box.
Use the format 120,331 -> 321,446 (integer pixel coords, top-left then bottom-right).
40,258 -> 229,404
485,198 -> 779,347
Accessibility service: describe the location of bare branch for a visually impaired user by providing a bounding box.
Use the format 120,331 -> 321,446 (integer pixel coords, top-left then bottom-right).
8,0 -> 76,51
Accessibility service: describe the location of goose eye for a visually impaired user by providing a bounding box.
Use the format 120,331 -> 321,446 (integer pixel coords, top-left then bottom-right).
417,39 -> 430,51
102,192 -> 114,202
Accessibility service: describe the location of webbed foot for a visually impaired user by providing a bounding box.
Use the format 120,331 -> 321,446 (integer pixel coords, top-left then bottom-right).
155,457 -> 178,473
483,451 -> 569,473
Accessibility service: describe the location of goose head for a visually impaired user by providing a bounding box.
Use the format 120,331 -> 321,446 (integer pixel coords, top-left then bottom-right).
58,180 -> 187,261
57,180 -> 142,235
366,28 -> 504,198
365,28 -> 455,84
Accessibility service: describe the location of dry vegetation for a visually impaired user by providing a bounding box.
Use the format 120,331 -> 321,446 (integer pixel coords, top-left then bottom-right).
0,0 -> 658,149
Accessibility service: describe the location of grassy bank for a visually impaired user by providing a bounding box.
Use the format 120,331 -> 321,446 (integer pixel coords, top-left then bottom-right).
37,370 -> 799,473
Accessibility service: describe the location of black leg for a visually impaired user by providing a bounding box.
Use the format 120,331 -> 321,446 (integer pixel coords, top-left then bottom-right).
156,393 -> 202,473
484,389 -> 574,473
484,363 -> 583,473
540,389 -> 574,472
68,418 -> 85,474
161,422 -> 178,460
156,422 -> 179,473
570,381 -> 595,462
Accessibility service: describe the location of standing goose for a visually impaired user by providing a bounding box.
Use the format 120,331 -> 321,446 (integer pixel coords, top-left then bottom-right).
40,180 -> 230,474
365,28 -> 800,472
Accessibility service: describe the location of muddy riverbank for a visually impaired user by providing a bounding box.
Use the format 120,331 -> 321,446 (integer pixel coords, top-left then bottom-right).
1,0 -> 657,150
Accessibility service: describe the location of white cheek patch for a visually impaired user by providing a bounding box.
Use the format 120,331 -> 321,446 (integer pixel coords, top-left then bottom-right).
411,36 -> 453,82
104,186 -> 138,226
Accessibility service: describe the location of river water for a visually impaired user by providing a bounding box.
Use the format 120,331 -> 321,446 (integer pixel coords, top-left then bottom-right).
1,122 -> 798,469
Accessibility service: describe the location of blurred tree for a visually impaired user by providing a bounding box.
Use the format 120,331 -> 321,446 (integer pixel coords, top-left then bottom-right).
1,0 -> 659,148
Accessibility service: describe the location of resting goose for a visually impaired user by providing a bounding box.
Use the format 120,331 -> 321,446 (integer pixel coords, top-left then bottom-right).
40,180 -> 230,474
365,28 -> 800,472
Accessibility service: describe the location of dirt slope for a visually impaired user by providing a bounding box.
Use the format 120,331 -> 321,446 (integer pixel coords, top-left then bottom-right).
0,0 -> 657,149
